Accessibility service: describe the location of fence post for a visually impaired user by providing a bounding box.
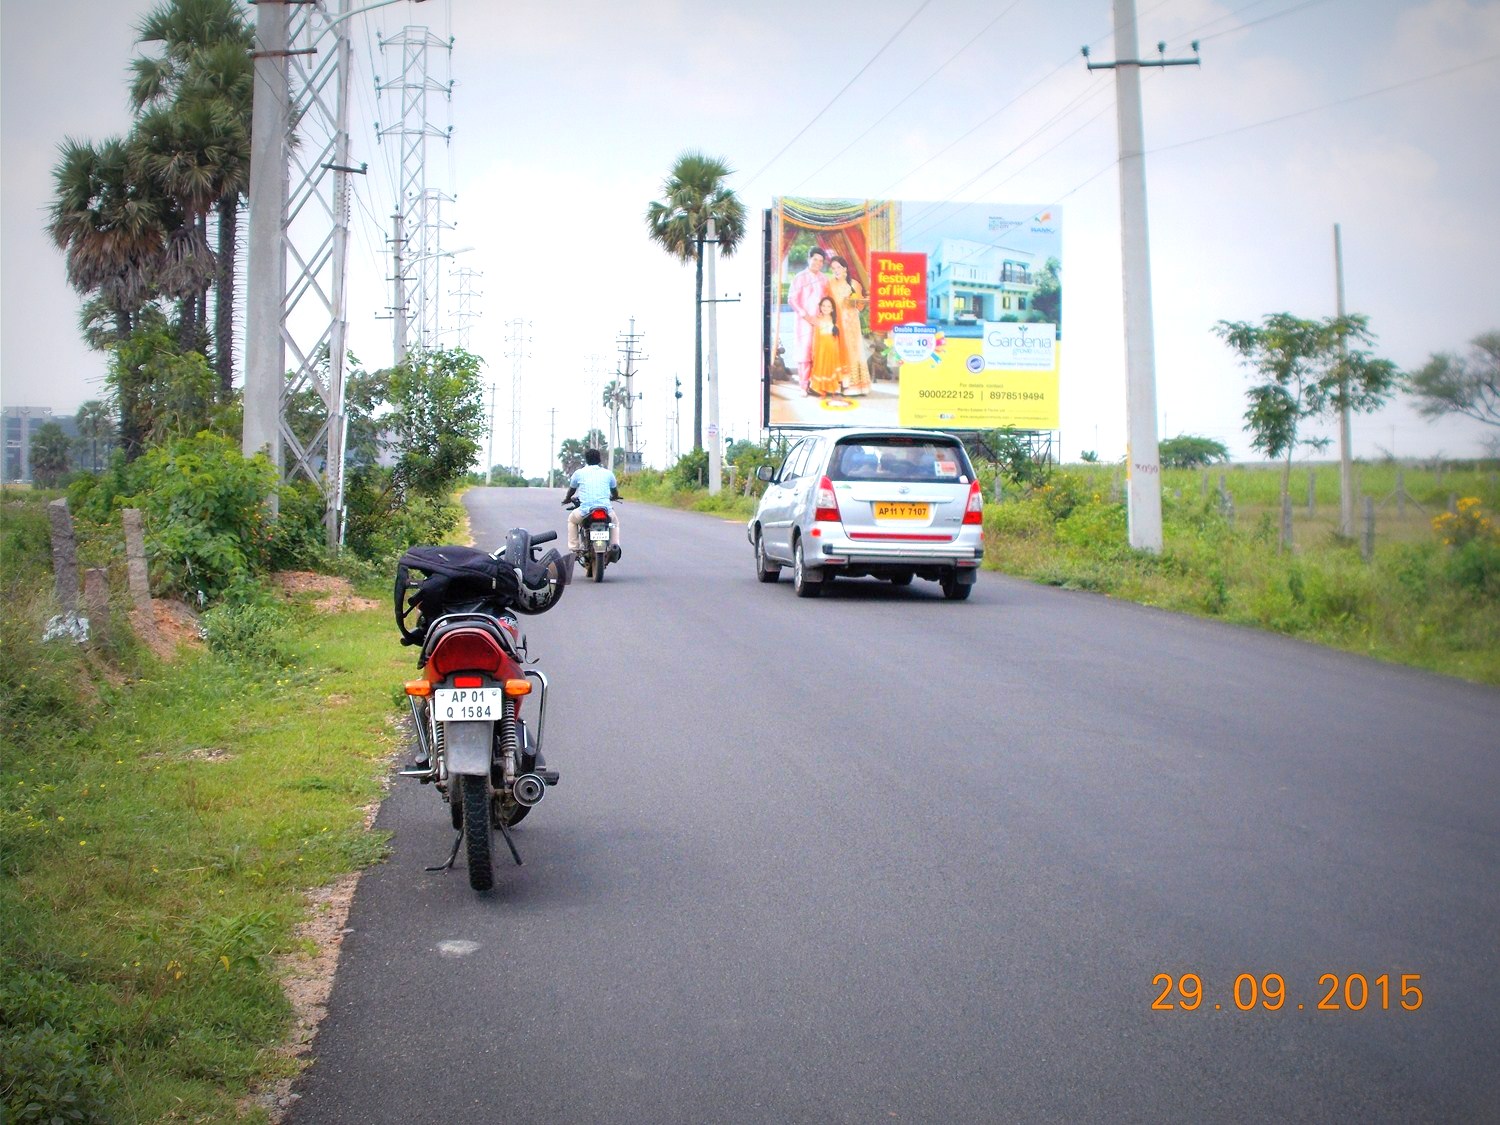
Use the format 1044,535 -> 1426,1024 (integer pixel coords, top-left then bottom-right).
1225,493 -> 1235,530
122,508 -> 155,636
46,498 -> 79,614
1281,492 -> 1293,553
1448,493 -> 1458,515
1362,495 -> 1375,562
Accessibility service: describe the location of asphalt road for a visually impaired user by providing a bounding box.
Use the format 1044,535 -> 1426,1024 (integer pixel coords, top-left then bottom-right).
289,486 -> 1500,1124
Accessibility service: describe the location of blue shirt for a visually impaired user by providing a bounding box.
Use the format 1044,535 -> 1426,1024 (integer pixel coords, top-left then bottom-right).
570,464 -> 617,510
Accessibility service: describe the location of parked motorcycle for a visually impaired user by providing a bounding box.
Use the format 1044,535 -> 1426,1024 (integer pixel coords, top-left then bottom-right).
394,530 -> 571,891
563,498 -> 619,582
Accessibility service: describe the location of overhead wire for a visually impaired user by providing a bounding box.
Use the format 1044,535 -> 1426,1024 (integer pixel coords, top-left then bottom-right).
739,0 -> 934,192
791,0 -> 1031,193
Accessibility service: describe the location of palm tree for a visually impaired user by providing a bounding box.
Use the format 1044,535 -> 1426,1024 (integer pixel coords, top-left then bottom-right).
645,151 -> 746,451
48,136 -> 168,342
602,380 -> 631,467
131,0 -> 253,396
74,401 -> 117,472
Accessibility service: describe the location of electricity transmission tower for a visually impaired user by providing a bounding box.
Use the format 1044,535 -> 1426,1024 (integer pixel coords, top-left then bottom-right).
377,25 -> 454,357
449,267 -> 483,350
503,319 -> 531,475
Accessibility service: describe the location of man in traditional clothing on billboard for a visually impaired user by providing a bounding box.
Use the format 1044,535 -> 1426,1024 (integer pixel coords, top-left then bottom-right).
787,247 -> 829,393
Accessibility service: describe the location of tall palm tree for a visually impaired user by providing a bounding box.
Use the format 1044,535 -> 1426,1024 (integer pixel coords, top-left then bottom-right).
645,151 -> 746,451
602,380 -> 631,465
48,136 -> 169,342
131,0 -> 253,397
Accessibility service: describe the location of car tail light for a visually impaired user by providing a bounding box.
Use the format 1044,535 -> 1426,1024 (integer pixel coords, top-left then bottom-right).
962,479 -> 984,525
429,629 -> 507,676
813,476 -> 841,524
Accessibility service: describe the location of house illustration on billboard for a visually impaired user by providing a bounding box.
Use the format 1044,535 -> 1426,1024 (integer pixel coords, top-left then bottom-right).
925,238 -> 1038,330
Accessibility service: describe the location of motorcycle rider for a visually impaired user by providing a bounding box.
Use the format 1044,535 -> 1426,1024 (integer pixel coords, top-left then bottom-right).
563,448 -> 621,561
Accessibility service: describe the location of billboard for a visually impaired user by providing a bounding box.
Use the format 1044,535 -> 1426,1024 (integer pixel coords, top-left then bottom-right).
763,197 -> 1062,431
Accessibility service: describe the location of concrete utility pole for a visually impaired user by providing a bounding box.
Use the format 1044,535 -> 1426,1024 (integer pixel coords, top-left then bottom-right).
1084,2 -> 1199,553
705,218 -> 722,495
616,319 -> 647,463
1334,223 -> 1355,538
388,210 -> 408,362
548,407 -> 558,487
244,0 -> 289,479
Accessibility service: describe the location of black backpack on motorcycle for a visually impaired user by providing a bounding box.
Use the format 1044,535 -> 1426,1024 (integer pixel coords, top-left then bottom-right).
394,545 -> 522,646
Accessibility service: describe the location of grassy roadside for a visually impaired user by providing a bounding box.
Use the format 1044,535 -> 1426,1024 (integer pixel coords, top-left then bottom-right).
2,493 -> 407,1121
623,461 -> 1500,686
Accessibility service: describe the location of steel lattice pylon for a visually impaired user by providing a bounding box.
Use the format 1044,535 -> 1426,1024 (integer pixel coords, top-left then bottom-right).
377,27 -> 452,356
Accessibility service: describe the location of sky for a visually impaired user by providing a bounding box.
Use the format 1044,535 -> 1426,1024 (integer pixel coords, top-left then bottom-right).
3,0 -> 1498,476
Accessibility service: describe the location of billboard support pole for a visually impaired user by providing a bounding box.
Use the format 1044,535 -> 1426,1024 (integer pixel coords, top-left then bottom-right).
1084,3 -> 1200,554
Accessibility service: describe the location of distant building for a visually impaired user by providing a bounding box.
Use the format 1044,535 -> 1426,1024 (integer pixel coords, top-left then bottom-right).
926,238 -> 1039,325
3,407 -> 84,482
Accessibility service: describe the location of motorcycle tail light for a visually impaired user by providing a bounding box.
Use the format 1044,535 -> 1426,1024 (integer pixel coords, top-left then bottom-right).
963,479 -> 984,524
429,629 -> 507,677
813,476 -> 841,524
404,680 -> 432,697
453,675 -> 484,688
503,678 -> 532,697
589,508 -> 610,521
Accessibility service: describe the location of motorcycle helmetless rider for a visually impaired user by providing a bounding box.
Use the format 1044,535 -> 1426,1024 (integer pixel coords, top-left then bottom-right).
563,448 -> 621,561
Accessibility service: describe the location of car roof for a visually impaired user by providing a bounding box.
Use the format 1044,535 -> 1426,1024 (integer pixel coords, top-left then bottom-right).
795,426 -> 963,442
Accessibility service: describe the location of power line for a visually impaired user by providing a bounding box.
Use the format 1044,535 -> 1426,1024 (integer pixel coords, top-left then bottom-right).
740,0 -> 933,191
1147,51 -> 1500,157
792,0 -> 1030,193
1193,0 -> 1338,46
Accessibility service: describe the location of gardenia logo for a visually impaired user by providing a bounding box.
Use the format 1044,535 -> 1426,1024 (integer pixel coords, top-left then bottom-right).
985,326 -> 1053,351
982,321 -> 1058,371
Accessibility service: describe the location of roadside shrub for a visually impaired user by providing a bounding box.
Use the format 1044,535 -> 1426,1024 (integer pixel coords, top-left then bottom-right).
1446,538 -> 1500,594
668,448 -> 709,490
1056,500 -> 1127,555
1034,470 -> 1089,521
199,584 -> 299,667
267,478 -> 329,571
0,1022 -> 115,1124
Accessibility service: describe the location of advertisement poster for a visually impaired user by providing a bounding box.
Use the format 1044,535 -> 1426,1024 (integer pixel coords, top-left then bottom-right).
765,197 -> 1062,431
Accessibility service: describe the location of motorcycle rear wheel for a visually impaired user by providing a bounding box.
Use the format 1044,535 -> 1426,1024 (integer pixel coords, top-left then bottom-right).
461,774 -> 495,891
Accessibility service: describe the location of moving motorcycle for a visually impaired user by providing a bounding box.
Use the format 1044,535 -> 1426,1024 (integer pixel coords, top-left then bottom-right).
563,498 -> 619,582
394,529 -> 571,891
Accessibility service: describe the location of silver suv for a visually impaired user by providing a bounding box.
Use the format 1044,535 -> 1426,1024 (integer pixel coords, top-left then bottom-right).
748,427 -> 984,600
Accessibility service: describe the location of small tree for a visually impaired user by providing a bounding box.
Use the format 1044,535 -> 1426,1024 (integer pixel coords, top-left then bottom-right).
1159,434 -> 1230,469
387,347 -> 487,496
1407,331 -> 1499,429
29,422 -> 73,487
1214,312 -> 1399,499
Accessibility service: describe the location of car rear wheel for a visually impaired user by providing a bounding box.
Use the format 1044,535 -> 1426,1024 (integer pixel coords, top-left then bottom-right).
941,572 -> 973,601
792,539 -> 822,598
755,531 -> 781,583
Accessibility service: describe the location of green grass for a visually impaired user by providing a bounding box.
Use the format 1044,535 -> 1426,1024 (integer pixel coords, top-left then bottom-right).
2,491 -> 407,1122
982,463 -> 1500,684
624,461 -> 1500,685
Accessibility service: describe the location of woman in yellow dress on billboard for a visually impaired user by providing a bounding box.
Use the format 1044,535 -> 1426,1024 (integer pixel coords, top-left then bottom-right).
827,255 -> 872,397
808,296 -> 845,399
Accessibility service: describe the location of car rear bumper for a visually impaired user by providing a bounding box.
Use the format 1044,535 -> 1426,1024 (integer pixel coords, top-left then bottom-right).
818,540 -> 983,567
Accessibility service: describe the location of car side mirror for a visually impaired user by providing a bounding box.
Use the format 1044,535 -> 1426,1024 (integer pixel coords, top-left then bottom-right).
756,465 -> 776,483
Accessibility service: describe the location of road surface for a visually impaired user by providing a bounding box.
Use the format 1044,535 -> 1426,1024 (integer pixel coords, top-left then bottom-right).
288,486 -> 1500,1123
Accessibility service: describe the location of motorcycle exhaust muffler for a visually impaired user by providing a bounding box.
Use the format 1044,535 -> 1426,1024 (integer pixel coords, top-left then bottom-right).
512,773 -> 546,807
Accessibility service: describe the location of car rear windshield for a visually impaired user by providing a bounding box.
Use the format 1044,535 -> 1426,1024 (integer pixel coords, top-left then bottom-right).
829,438 -> 971,483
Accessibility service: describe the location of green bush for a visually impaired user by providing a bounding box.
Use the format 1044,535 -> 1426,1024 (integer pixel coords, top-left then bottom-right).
199,585 -> 299,667
0,1022 -> 116,1123
669,448 -> 709,490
